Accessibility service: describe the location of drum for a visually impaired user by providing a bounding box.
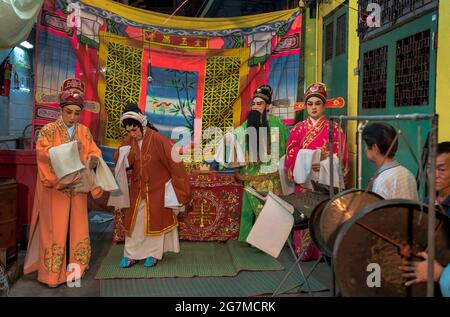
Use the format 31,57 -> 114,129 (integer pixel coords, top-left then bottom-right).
334,200 -> 450,297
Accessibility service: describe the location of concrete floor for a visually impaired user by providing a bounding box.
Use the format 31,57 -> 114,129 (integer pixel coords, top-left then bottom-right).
6,212 -> 332,297
8,213 -> 113,297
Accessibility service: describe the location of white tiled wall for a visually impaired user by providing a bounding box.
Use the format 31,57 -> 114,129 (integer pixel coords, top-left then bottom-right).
0,47 -> 34,147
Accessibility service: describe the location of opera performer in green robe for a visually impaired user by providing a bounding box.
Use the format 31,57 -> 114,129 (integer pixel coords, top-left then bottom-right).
215,84 -> 289,241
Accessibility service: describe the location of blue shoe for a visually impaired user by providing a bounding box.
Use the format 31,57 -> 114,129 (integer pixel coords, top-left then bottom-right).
144,257 -> 157,267
119,257 -> 137,268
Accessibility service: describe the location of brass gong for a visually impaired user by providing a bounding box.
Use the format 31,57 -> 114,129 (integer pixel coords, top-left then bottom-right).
318,189 -> 383,256
333,200 -> 450,297
308,198 -> 330,252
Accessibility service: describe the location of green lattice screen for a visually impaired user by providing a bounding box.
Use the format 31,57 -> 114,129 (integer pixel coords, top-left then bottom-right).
104,42 -> 142,144
202,56 -> 240,147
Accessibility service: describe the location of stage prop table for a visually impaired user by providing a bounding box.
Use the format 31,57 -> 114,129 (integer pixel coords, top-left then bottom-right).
178,172 -> 243,241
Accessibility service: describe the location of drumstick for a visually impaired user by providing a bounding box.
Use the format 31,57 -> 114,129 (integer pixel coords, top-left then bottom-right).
356,219 -> 445,258
356,221 -> 403,248
355,221 -> 422,259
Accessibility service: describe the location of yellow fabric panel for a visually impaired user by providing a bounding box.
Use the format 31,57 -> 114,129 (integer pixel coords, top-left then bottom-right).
80,0 -> 298,30
98,32 -> 143,147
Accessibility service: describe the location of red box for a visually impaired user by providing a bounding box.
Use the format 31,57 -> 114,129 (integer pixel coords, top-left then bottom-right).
0,150 -> 37,242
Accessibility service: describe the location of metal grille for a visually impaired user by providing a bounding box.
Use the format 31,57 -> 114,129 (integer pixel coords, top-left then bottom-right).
362,46 -> 388,109
395,30 -> 430,107
358,0 -> 436,39
336,14 -> 347,56
325,22 -> 334,61
383,0 -> 434,25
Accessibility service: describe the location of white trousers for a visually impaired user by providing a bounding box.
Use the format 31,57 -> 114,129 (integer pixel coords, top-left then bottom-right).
124,201 -> 179,260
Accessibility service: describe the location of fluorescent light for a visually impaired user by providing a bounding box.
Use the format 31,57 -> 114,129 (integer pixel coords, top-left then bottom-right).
19,41 -> 33,49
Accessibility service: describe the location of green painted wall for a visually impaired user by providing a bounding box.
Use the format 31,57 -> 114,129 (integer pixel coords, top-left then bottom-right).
358,11 -> 438,193
300,0 -> 360,187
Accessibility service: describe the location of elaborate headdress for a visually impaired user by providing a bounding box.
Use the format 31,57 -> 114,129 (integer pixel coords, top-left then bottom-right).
121,103 -> 148,127
252,84 -> 273,105
59,78 -> 85,109
294,82 -> 345,111
304,82 -> 328,104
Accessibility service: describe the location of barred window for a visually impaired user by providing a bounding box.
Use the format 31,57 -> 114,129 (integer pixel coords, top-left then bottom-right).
362,46 -> 388,109
325,22 -> 334,61
336,14 -> 347,56
358,0 -> 437,40
395,30 -> 430,107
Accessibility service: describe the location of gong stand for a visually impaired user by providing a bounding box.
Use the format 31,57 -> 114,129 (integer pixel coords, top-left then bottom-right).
329,113 -> 438,296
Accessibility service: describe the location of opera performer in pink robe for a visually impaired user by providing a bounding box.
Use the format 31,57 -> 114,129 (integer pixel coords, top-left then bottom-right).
284,82 -> 349,261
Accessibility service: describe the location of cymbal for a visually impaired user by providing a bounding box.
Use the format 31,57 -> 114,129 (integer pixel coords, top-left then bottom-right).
334,200 -> 450,297
281,191 -> 329,219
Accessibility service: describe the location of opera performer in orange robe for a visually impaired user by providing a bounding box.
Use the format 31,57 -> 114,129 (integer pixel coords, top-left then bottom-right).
24,78 -> 103,287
